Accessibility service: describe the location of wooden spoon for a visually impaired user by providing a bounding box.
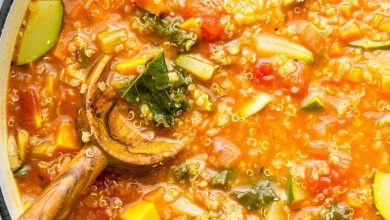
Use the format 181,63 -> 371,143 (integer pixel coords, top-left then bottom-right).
18,55 -> 185,220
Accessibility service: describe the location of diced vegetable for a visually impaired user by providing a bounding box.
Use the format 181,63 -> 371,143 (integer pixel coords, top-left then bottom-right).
256,33 -> 314,63
349,39 -> 390,50
65,63 -> 86,84
380,20 -> 390,35
329,42 -> 344,57
301,95 -> 325,111
13,165 -> 30,177
181,18 -> 201,34
211,137 -> 241,168
16,128 -> 30,163
232,180 -> 279,210
377,113 -> 390,127
240,92 -> 273,118
339,22 -> 361,41
298,25 -> 325,55
18,88 -> 42,131
96,28 -> 128,54
345,66 -> 364,83
121,51 -> 193,127
144,187 -> 170,211
109,72 -> 133,89
121,200 -> 161,220
287,176 -> 309,205
373,172 -> 390,220
31,141 -> 57,158
173,165 -> 190,180
382,75 -> 390,94
43,75 -> 57,99
324,203 -> 353,220
340,3 -> 355,17
172,197 -> 205,217
211,170 -> 230,187
54,120 -> 80,151
116,57 -> 152,76
8,135 -> 21,172
16,0 -> 64,65
175,55 -> 216,81
135,0 -> 167,16
266,201 -> 287,220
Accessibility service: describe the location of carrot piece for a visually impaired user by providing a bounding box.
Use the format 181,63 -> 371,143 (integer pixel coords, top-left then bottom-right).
52,37 -> 68,61
345,66 -> 364,83
54,120 -> 80,151
144,187 -> 170,211
329,42 -> 344,57
116,58 -> 150,76
382,75 -> 390,94
135,0 -> 167,16
298,25 -> 325,55
379,20 -> 390,35
340,3 -> 355,17
121,200 -> 161,220
339,22 -> 361,41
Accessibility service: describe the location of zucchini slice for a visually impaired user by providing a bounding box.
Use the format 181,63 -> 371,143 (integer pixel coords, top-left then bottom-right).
256,33 -> 314,63
287,175 -> 309,205
349,39 -> 390,50
240,92 -> 273,118
301,95 -> 325,111
374,172 -> 390,220
175,55 -> 216,81
16,0 -> 64,65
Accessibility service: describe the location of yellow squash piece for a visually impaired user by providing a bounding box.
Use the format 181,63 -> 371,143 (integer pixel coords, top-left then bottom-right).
121,201 -> 161,220
374,172 -> 390,220
175,55 -> 216,81
96,28 -> 128,54
16,0 -> 64,65
54,121 -> 80,151
240,92 -> 273,118
181,18 -> 201,33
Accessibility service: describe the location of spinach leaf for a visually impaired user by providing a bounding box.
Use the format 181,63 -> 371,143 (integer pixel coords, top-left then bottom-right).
232,180 -> 278,210
211,170 -> 230,187
121,51 -> 192,127
325,203 -> 353,220
133,12 -> 197,51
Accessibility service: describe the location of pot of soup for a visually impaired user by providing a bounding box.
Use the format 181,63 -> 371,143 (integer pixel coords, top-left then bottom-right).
0,0 -> 390,220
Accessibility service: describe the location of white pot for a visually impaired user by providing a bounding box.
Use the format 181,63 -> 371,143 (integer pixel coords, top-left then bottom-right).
0,1 -> 30,219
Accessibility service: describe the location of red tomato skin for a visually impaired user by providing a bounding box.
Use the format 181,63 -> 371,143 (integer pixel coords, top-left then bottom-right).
281,61 -> 309,95
253,59 -> 275,85
18,88 -> 42,131
182,0 -> 229,42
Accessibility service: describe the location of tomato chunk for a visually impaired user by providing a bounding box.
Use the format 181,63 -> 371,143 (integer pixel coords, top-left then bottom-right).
182,0 -> 229,42
253,59 -> 275,85
18,88 -> 42,131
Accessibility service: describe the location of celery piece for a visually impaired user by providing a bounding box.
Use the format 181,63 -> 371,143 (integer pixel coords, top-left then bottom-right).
175,55 -> 216,81
16,0 -> 64,65
240,93 -> 272,118
96,28 -> 128,54
256,33 -> 314,63
349,39 -> 390,50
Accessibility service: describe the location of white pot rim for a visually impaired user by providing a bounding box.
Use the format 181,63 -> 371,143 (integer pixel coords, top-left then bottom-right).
0,1 -> 30,219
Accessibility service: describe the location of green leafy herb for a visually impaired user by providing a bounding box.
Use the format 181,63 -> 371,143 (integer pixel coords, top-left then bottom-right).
121,51 -> 192,127
133,12 -> 197,51
232,180 -> 278,210
211,170 -> 230,187
173,165 -> 189,180
325,203 -> 353,220
13,165 -> 30,177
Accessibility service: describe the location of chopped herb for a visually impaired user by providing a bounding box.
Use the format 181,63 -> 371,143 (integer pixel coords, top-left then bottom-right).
121,51 -> 192,127
232,180 -> 278,210
133,12 -> 197,51
13,165 -> 30,177
325,203 -> 353,220
173,165 -> 189,180
211,170 -> 230,187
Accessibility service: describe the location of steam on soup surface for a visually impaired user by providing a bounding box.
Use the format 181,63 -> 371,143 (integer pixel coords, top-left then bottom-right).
6,0 -> 390,219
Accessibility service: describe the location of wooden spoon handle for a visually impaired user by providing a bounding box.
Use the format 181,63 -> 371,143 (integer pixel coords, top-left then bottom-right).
18,145 -> 108,220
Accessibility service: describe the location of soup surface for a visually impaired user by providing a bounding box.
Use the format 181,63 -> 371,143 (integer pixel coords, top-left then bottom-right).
6,0 -> 390,219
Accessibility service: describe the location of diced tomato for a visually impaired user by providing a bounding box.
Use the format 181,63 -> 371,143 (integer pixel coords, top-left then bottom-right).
144,187 -> 170,212
280,61 -> 309,95
253,59 -> 275,85
182,0 -> 230,42
18,88 -> 42,131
